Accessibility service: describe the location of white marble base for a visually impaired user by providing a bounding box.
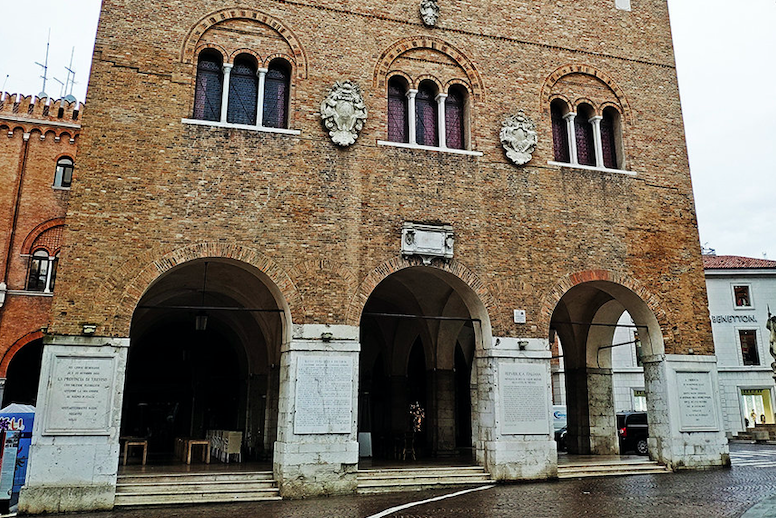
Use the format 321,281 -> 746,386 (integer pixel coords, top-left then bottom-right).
643,354 -> 730,470
19,335 -> 129,514
274,325 -> 360,497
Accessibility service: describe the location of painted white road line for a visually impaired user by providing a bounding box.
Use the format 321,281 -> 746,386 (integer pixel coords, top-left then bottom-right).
365,484 -> 496,518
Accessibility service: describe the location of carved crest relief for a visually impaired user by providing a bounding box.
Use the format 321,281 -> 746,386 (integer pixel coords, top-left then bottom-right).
320,81 -> 368,147
420,0 -> 440,26
500,110 -> 538,166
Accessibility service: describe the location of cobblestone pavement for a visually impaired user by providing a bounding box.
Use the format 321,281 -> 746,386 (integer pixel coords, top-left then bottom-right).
59,443 -> 776,518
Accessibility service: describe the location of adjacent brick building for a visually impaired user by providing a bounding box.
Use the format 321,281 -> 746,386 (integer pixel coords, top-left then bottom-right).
19,0 -> 730,512
0,93 -> 82,408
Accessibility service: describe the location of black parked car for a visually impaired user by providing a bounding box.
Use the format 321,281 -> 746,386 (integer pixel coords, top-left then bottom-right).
617,411 -> 649,455
554,426 -> 567,451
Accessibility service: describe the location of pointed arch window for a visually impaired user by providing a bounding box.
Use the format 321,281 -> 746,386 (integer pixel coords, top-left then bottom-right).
193,50 -> 223,122
227,55 -> 259,126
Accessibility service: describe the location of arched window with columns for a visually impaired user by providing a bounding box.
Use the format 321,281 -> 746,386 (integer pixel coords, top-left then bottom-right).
193,50 -> 223,122
575,104 -> 596,167
445,85 -> 466,150
551,100 -> 570,163
263,59 -> 291,129
415,81 -> 439,147
388,77 -> 409,143
227,55 -> 259,125
27,249 -> 57,293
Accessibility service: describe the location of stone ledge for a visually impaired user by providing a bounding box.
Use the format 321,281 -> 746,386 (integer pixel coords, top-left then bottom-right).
19,484 -> 115,514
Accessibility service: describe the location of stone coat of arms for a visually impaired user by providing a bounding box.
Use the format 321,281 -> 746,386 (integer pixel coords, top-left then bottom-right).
500,110 -> 538,166
320,81 -> 368,147
420,0 -> 440,26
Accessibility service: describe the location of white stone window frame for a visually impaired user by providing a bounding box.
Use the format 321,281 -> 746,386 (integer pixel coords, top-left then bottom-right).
548,103 -> 635,176
379,79 -> 482,157
183,58 -> 300,136
53,157 -> 74,190
26,249 -> 57,294
735,326 -> 762,367
731,283 -> 755,310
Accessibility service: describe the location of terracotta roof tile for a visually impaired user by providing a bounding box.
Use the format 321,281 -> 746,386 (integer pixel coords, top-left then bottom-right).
702,255 -> 776,269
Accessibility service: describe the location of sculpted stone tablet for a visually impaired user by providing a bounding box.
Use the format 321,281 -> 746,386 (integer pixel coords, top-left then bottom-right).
500,110 -> 538,166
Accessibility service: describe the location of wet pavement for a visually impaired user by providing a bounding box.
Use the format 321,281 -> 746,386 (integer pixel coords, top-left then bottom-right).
59,443 -> 776,518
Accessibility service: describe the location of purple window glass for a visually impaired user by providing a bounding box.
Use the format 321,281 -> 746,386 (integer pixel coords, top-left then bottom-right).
227,56 -> 258,125
193,51 -> 222,121
388,78 -> 408,143
445,87 -> 465,149
263,62 -> 290,128
601,110 -> 618,169
551,102 -> 570,162
575,111 -> 596,166
415,84 -> 438,147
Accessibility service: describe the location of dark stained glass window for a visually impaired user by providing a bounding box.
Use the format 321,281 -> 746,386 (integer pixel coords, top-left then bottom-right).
551,101 -> 570,162
193,51 -> 223,122
575,107 -> 596,166
388,78 -> 408,143
263,61 -> 290,129
601,108 -> 619,169
227,56 -> 258,125
415,83 -> 438,147
445,87 -> 465,149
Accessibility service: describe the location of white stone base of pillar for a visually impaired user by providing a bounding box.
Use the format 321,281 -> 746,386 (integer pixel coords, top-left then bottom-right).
643,354 -> 730,470
19,335 -> 129,514
474,338 -> 557,481
274,324 -> 360,498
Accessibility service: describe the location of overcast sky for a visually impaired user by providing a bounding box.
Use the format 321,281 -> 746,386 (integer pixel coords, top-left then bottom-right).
0,0 -> 773,260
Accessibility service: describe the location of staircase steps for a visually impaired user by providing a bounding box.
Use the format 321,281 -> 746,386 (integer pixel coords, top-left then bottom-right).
558,459 -> 671,479
357,466 -> 495,494
115,471 -> 281,506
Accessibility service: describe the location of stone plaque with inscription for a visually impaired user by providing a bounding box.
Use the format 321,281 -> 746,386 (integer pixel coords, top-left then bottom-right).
43,355 -> 116,435
294,355 -> 354,434
499,363 -> 550,435
677,371 -> 719,431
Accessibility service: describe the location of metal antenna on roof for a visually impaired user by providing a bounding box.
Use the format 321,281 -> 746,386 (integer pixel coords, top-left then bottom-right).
64,46 -> 78,100
52,77 -> 65,98
35,29 -> 51,98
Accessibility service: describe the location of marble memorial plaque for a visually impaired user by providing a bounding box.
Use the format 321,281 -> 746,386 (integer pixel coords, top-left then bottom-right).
43,355 -> 116,435
294,355 -> 354,434
500,363 -> 550,435
677,371 -> 718,431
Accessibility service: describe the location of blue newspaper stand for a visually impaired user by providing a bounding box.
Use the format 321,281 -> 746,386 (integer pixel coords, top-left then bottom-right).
0,404 -> 35,509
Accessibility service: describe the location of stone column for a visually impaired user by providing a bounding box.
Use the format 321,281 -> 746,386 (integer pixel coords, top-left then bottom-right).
256,67 -> 268,127
431,369 -> 456,456
264,366 -> 280,454
435,93 -> 448,148
19,335 -> 130,514
563,366 -> 590,455
474,337 -> 556,481
563,112 -> 578,165
642,354 -> 729,469
589,115 -> 604,167
586,368 -> 618,455
407,89 -> 418,145
220,63 -> 233,124
273,325 -> 360,498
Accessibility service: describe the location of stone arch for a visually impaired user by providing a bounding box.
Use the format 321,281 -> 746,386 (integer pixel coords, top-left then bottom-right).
373,36 -> 484,101
181,7 -> 308,79
193,43 -> 228,64
414,74 -> 444,91
346,255 -> 497,333
0,329 -> 44,378
540,64 -> 631,121
444,78 -> 473,96
229,48 -> 262,66
101,243 -> 303,337
539,268 -> 670,344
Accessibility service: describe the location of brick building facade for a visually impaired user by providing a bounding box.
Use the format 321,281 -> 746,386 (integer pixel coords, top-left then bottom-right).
0,93 -> 82,409
19,0 -> 729,512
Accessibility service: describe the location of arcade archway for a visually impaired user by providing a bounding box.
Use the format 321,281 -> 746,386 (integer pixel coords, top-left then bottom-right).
358,266 -> 490,461
124,258 -> 289,462
550,280 -> 664,456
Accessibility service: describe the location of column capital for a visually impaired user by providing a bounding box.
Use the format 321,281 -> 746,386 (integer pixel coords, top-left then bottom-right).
406,89 -> 418,99
435,92 -> 448,102
562,111 -> 577,121
222,63 -> 234,73
257,67 -> 268,75
588,115 -> 603,124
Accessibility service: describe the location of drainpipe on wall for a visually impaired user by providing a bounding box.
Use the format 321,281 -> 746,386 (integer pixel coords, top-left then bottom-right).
0,131 -> 31,309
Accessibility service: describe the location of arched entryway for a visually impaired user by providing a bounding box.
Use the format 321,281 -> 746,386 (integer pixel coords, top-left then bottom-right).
2,338 -> 44,407
549,280 -> 664,456
358,265 -> 490,462
124,258 -> 290,462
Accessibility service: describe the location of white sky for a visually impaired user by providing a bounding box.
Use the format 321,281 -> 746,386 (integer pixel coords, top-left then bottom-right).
0,0 -> 773,260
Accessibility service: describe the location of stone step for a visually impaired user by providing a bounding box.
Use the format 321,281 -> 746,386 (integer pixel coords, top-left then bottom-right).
558,461 -> 671,479
117,479 -> 277,494
114,471 -> 280,507
357,466 -> 495,494
118,471 -> 274,485
114,489 -> 281,506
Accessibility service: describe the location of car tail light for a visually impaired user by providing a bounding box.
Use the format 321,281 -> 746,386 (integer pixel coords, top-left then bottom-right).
618,427 -> 626,438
